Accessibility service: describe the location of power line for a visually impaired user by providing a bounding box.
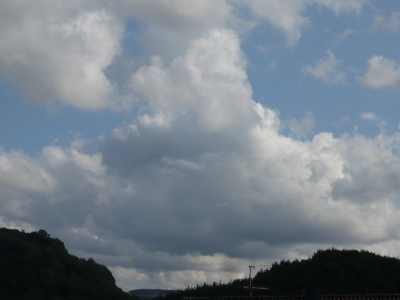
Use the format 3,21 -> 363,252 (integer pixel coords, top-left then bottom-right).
248,263 -> 269,296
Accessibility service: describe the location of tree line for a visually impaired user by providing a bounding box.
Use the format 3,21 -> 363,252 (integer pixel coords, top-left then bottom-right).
155,248 -> 400,300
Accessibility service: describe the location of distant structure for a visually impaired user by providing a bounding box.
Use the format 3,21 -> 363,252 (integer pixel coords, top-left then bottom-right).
246,262 -> 270,296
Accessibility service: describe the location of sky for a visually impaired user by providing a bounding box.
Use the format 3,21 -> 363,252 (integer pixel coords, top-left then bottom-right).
1,0 -> 400,291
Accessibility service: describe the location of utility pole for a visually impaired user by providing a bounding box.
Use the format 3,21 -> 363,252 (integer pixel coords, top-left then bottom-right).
248,263 -> 269,297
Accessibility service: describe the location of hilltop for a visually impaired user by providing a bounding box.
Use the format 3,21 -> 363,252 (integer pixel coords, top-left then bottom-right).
253,248 -> 400,294
3,227 -> 399,299
159,248 -> 400,300
0,227 -> 138,299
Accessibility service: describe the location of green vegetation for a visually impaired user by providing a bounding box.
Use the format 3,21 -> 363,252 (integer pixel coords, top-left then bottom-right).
3,227 -> 399,299
0,227 -> 138,300
158,248 -> 400,300
254,248 -> 400,295
156,279 -> 249,300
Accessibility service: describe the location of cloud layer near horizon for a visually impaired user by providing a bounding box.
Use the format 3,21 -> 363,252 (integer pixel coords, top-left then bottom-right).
1,0 -> 400,291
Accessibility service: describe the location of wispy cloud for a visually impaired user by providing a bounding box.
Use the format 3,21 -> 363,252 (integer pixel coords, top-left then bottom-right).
239,0 -> 365,46
360,112 -> 386,131
303,50 -> 346,85
360,112 -> 378,121
371,12 -> 400,33
334,29 -> 356,43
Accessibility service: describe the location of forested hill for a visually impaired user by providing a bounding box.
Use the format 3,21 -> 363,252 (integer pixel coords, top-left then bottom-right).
0,227 -> 137,300
253,248 -> 400,294
159,249 -> 400,300
3,228 -> 400,299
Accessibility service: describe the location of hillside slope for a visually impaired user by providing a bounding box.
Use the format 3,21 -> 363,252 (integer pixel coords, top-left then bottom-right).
0,228 -> 137,300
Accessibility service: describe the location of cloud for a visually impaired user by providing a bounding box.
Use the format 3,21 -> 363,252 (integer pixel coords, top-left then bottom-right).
130,28 -> 257,132
330,134 -> 400,205
240,0 -> 365,46
114,0 -> 240,65
242,0 -> 311,46
0,0 -> 367,112
360,112 -> 378,121
371,12 -> 400,33
114,0 -> 232,33
313,0 -> 365,15
0,1 -> 126,110
2,23 -> 400,289
334,29 -> 356,43
283,112 -> 316,138
359,112 -> 386,132
0,0 -> 234,111
362,56 -> 400,89
0,149 -> 56,195
2,103 -> 400,290
303,50 -> 346,85
1,0 -> 399,292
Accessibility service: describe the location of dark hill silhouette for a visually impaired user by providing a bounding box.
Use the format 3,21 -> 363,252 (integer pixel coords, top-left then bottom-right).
158,248 -> 400,300
254,248 -> 400,295
0,227 -> 138,300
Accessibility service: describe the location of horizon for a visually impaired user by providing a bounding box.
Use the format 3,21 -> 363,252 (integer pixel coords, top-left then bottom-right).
1,0 -> 400,291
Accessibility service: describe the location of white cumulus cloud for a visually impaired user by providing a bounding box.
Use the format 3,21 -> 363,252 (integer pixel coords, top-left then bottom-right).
0,0 -> 397,293
0,1 -> 125,110
0,0 -> 367,112
362,56 -> 400,89
130,28 -> 256,132
2,33 -> 400,287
